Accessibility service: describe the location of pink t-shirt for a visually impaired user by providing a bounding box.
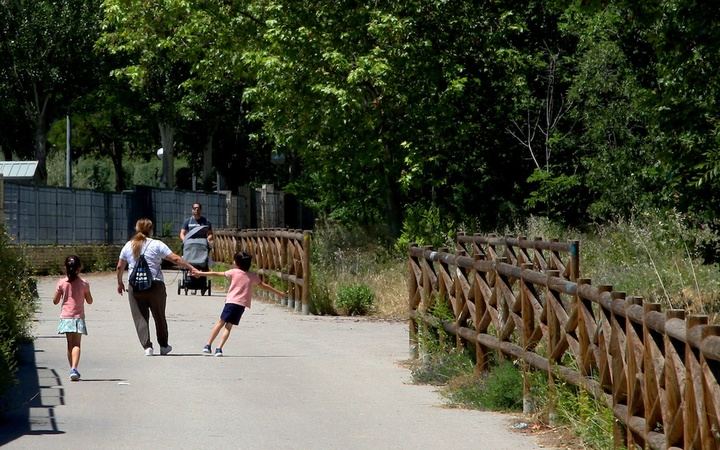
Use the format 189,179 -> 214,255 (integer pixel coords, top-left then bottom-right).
224,268 -> 261,308
56,277 -> 90,319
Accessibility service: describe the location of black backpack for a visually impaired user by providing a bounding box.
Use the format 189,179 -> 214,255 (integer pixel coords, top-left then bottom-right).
129,241 -> 153,291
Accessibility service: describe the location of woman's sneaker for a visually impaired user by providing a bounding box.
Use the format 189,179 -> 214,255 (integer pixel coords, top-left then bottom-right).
160,345 -> 173,355
144,347 -> 154,357
202,344 -> 212,354
69,369 -> 80,381
214,348 -> 223,357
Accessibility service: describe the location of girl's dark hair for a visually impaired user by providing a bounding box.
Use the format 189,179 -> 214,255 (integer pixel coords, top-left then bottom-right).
65,255 -> 82,281
233,252 -> 252,271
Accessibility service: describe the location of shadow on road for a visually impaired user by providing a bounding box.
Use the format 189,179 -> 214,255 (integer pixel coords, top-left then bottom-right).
0,340 -> 65,446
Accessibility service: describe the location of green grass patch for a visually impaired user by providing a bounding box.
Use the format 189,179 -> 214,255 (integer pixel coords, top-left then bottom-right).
445,361 -> 523,411
335,283 -> 374,316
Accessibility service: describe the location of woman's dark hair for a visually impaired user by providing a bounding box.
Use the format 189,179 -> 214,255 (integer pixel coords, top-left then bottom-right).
233,252 -> 252,271
65,255 -> 82,281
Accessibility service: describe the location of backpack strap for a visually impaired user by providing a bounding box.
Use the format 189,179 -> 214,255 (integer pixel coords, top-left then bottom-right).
140,238 -> 153,256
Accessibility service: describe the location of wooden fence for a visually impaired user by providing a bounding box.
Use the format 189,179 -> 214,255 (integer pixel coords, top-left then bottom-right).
409,236 -> 720,450
213,228 -> 312,314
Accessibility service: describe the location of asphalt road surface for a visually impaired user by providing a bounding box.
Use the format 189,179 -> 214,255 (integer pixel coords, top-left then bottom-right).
0,272 -> 546,449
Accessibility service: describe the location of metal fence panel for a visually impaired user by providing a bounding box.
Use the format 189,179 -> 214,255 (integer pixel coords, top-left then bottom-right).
2,183 -> 232,245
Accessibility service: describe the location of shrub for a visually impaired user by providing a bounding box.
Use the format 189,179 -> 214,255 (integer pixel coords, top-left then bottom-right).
309,272 -> 336,315
476,360 -> 523,411
555,382 -> 615,450
412,324 -> 473,385
335,283 -> 374,316
396,202 -> 456,253
0,229 -> 38,401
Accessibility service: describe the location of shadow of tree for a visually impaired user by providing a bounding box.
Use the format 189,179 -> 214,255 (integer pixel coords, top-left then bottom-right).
0,341 -> 64,445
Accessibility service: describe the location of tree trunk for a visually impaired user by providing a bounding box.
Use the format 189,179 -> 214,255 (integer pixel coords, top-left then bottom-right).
110,141 -> 125,192
158,122 -> 175,189
203,132 -> 214,188
28,86 -> 51,183
383,143 -> 402,238
33,113 -> 48,183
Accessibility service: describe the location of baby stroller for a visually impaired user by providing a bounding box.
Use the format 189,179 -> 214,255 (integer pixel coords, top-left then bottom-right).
177,235 -> 212,296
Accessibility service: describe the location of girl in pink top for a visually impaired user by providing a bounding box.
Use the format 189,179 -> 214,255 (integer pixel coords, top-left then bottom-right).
53,255 -> 94,381
194,252 -> 284,356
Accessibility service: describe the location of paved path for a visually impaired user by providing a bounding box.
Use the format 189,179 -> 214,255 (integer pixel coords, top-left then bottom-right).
1,272 -> 545,449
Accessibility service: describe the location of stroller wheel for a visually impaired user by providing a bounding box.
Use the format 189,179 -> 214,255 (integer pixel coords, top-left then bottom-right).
200,288 -> 206,296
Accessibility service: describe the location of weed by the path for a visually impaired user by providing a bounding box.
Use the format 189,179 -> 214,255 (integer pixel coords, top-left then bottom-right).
335,283 -> 374,315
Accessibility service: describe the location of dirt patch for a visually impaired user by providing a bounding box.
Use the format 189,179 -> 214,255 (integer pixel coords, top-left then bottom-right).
509,420 -> 585,449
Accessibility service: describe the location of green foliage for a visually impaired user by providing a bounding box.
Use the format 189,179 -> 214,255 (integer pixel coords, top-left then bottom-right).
580,209 -> 720,313
412,324 -> 473,385
525,169 -> 582,221
447,361 -> 524,411
0,229 -> 38,398
396,203 -> 456,252
309,272 -> 336,316
505,210 -> 720,317
555,382 -> 615,450
0,0 -> 102,180
335,283 -> 375,316
45,146 -> 190,191
311,220 -> 399,274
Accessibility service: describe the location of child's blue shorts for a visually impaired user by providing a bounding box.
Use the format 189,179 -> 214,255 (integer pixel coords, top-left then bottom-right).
220,303 -> 246,325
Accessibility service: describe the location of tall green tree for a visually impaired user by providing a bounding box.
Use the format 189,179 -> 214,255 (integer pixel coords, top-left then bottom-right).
0,0 -> 102,181
244,1 -> 550,234
99,0 -> 260,190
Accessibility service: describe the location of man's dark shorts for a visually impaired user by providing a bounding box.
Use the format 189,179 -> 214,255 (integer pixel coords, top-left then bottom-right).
220,303 -> 246,325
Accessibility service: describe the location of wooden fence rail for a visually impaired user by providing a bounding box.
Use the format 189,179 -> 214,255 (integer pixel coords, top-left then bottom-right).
409,240 -> 720,450
213,228 -> 312,314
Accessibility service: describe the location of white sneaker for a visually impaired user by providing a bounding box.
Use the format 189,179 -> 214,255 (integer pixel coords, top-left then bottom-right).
144,347 -> 154,356
160,345 -> 172,355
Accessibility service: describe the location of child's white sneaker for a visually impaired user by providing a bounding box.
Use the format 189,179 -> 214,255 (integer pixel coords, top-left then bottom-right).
214,348 -> 223,357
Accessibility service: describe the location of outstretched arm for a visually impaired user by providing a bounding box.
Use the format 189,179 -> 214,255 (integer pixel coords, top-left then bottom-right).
258,281 -> 285,297
193,270 -> 225,277
165,252 -> 197,273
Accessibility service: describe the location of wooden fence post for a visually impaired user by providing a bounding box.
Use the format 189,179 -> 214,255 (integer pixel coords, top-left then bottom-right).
301,230 -> 311,314
287,230 -> 298,311
570,239 -> 580,281
0,173 -> 4,227
684,315 -> 709,449
546,269 -> 561,425
521,262 -> 534,414
409,244 -> 419,359
473,253 -> 489,374
609,290 -> 627,450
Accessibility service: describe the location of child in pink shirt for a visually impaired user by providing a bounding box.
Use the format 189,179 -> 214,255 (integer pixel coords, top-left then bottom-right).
194,252 -> 284,356
53,255 -> 94,381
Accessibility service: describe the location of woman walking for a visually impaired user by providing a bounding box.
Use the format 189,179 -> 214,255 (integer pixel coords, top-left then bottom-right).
116,218 -> 196,356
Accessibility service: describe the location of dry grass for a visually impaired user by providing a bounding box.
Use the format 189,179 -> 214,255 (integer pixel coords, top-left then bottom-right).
323,259 -> 408,320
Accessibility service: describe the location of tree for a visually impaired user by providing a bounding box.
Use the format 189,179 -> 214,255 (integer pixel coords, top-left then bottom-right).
244,1 -> 549,234
0,0 -> 102,181
99,0 -> 261,190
